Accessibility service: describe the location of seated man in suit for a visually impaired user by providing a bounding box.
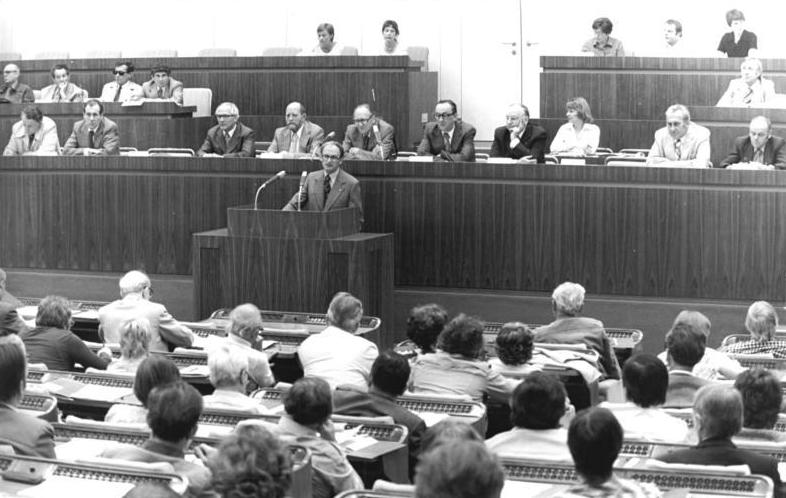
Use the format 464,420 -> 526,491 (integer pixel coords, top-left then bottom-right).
342,104 -> 396,160
720,116 -> 786,170
647,104 -> 711,168
0,339 -> 56,457
664,323 -> 710,408
99,61 -> 144,102
197,102 -> 256,158
218,303 -> 274,390
490,104 -> 547,163
658,384 -> 782,491
98,270 -> 194,353
62,99 -> 120,156
0,268 -> 21,308
141,64 -> 184,105
267,101 -> 325,157
282,141 -> 364,227
3,105 -> 59,156
0,64 -> 34,103
38,64 -> 86,103
417,99 -> 476,162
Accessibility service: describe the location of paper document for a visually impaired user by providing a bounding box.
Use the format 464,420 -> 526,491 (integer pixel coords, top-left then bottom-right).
18,477 -> 134,498
70,384 -> 132,402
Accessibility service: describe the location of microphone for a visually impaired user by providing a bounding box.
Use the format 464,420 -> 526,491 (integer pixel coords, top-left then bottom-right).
253,170 -> 286,210
372,123 -> 384,160
296,170 -> 307,212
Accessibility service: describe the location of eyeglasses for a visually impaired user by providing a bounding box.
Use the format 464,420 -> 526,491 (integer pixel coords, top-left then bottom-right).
434,112 -> 455,120
215,114 -> 237,119
322,154 -> 341,160
666,121 -> 684,128
113,70 -> 127,76
145,286 -> 154,297
3,70 -> 17,74
353,118 -> 370,124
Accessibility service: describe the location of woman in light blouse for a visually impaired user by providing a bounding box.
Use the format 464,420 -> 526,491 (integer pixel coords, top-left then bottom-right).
379,20 -> 407,56
549,97 -> 600,156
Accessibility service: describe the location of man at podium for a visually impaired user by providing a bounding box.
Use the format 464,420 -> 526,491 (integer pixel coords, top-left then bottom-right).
282,141 -> 364,227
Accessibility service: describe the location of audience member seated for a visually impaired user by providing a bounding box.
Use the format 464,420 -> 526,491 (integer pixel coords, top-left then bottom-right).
99,270 -> 194,353
0,269 -> 25,336
417,99 -> 476,162
561,407 -> 661,497
38,63 -> 86,103
207,424 -> 292,498
99,61 -> 144,102
734,368 -> 786,443
105,355 -> 181,424
486,372 -> 572,460
342,104 -> 397,160
277,377 -> 363,498
0,64 -> 34,103
297,292 -> 378,390
409,313 -> 518,403
489,322 -> 541,376
646,104 -> 711,168
197,102 -> 256,158
656,19 -> 688,56
534,281 -> 621,380
100,381 -> 212,497
305,22 -> 344,56
333,350 -> 426,474
581,17 -> 625,56
376,20 -> 407,56
405,303 -> 448,356
0,340 -> 56,458
490,104 -> 547,163
0,268 -> 21,308
203,344 -> 265,413
220,303 -> 275,390
664,323 -> 709,408
720,116 -> 786,170
105,318 -> 151,374
414,440 -> 504,498
62,99 -> 120,156
3,105 -> 59,156
656,310 -> 743,381
718,9 -> 758,58
602,354 -> 689,442
548,97 -> 599,156
657,384 -> 782,492
721,300 -> 786,358
717,57 -> 775,107
141,64 -> 184,105
20,295 -> 111,371
266,102 -> 325,156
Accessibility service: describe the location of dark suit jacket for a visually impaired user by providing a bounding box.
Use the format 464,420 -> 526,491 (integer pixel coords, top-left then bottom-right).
490,123 -> 548,162
417,120 -> 476,162
268,121 -> 325,154
664,371 -> 710,408
283,168 -> 363,228
342,118 -> 397,160
62,117 -> 119,155
197,122 -> 256,157
0,302 -> 27,335
0,403 -> 56,458
720,135 -> 786,169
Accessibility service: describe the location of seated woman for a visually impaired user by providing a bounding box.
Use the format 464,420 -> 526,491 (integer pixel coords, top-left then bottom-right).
403,303 -> 448,357
489,322 -> 541,376
105,318 -> 150,374
104,355 -> 181,424
734,368 -> 786,443
717,9 -> 758,58
409,313 -> 518,403
548,97 -> 600,156
717,58 -> 775,107
721,300 -> 786,358
377,20 -> 407,56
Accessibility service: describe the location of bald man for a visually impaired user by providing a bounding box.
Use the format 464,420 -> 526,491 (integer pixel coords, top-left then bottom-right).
0,64 -> 34,104
490,104 -> 547,163
342,104 -> 396,160
267,102 -> 325,157
720,115 -> 786,170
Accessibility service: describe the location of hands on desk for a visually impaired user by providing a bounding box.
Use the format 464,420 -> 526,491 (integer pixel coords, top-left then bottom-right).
83,148 -> 104,156
727,161 -> 775,170
96,346 -> 113,361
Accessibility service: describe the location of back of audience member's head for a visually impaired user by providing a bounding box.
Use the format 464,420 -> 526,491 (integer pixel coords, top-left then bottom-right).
745,301 -> 778,341
371,350 -> 410,396
437,313 -> 484,359
133,355 -> 181,407
694,384 -> 743,440
227,303 -> 263,344
665,322 -> 705,368
495,322 -> 534,366
283,376 -> 332,427
623,353 -> 668,408
326,292 -> 363,332
567,407 -> 622,486
735,368 -> 782,430
209,424 -> 292,498
672,310 -> 711,338
208,344 -> 249,390
552,281 -> 586,316
415,441 -> 504,498
35,295 -> 72,329
119,270 -> 151,296
420,419 -> 483,454
146,381 -> 203,443
406,303 -> 448,354
511,372 -> 566,429
119,318 -> 151,361
122,483 -> 180,498
0,341 -> 25,404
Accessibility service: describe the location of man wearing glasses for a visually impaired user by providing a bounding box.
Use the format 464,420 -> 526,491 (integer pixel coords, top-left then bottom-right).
282,141 -> 364,229
417,99 -> 476,162
99,62 -> 143,102
197,102 -> 256,158
647,104 -> 711,168
62,99 -> 119,156
0,64 -> 34,104
342,103 -> 396,160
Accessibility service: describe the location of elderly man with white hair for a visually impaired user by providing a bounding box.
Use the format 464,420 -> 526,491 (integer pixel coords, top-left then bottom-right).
98,270 -> 194,352
220,303 -> 275,389
721,301 -> 786,358
203,344 -> 266,413
533,281 -> 620,380
197,101 -> 256,157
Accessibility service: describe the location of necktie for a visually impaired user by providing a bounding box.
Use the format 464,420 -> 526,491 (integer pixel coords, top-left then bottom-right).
224,131 -> 231,148
28,134 -> 35,149
743,87 -> 753,105
443,132 -> 451,152
510,130 -> 521,149
289,131 -> 298,153
53,87 -> 61,103
113,84 -> 122,102
88,130 -> 95,149
157,87 -> 164,98
673,139 -> 682,160
753,147 -> 764,164
362,133 -> 370,150
323,174 -> 331,201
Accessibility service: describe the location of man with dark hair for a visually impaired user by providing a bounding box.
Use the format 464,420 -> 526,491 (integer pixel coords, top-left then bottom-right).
405,303 -> 448,355
734,368 -> 786,442
267,101 -> 325,156
415,440 -> 504,498
417,99 -> 476,162
4,105 -> 60,156
581,17 -> 625,56
99,61 -> 143,102
0,341 -> 56,457
142,64 -> 183,105
39,63 -> 86,103
62,99 -> 120,156
485,372 -> 572,460
342,103 -> 397,160
664,323 -> 709,408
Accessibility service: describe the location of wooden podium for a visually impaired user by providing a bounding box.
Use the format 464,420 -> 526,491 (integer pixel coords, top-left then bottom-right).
192,206 -> 395,348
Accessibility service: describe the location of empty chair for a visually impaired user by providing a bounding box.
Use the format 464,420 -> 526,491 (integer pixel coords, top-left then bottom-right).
124,49 -> 178,58
340,46 -> 359,56
83,50 -> 122,59
0,52 -> 22,61
182,87 -> 212,117
407,46 -> 429,70
262,47 -> 302,57
198,48 -> 237,57
33,51 -> 69,60
147,148 -> 195,157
